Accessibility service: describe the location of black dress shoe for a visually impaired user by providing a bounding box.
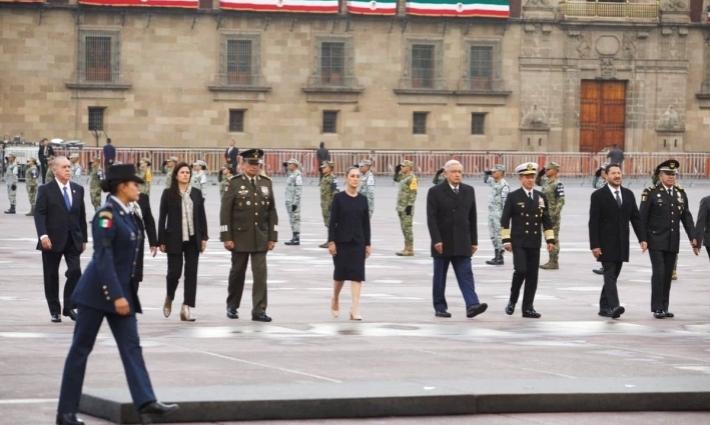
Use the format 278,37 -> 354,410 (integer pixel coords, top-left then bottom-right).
56,413 -> 84,425
63,309 -> 77,322
435,310 -> 451,318
522,309 -> 541,318
653,310 -> 666,319
138,401 -> 179,415
611,306 -> 625,319
505,302 -> 515,315
226,307 -> 238,319
252,313 -> 272,322
664,311 -> 674,318
466,303 -> 488,318
51,314 -> 62,323
592,267 -> 604,275
597,310 -> 613,317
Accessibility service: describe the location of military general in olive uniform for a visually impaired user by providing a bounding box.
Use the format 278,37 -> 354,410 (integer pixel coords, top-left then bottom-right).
640,159 -> 697,319
319,160 -> 339,248
394,159 -> 418,256
220,149 -> 278,322
536,161 -> 565,269
25,157 -> 40,216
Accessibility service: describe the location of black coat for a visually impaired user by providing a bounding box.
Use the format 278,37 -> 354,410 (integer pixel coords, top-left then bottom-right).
426,182 -> 478,257
588,185 -> 646,262
158,188 -> 208,255
328,192 -> 371,245
639,183 -> 695,253
500,188 -> 554,248
38,145 -> 55,164
34,180 -> 88,252
225,146 -> 239,166
694,195 -> 710,247
133,193 -> 157,284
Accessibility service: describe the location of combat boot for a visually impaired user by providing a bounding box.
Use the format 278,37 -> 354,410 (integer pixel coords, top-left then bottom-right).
540,254 -> 559,270
396,243 -> 414,256
4,204 -> 16,214
25,206 -> 35,217
486,250 -> 504,265
285,232 -> 300,246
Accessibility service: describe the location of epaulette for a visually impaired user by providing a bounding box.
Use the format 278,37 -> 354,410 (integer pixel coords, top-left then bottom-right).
644,185 -> 655,191
675,183 -> 684,191
259,174 -> 272,181
98,209 -> 113,220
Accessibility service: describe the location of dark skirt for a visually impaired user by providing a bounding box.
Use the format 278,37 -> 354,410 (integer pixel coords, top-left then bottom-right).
333,241 -> 366,282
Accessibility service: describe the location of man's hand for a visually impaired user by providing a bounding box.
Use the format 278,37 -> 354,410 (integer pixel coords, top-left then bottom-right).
114,298 -> 130,315
691,239 -> 698,248
223,241 -> 234,251
150,246 -> 158,257
504,243 -> 512,252
81,243 -> 86,253
434,242 -> 443,254
365,246 -> 371,258
201,240 -> 207,253
41,237 -> 52,250
291,205 -> 297,212
592,248 -> 602,259
159,245 -> 167,253
693,247 -> 700,256
546,243 -> 554,252
640,241 -> 648,253
268,241 -> 275,251
471,245 -> 478,255
329,242 -> 337,256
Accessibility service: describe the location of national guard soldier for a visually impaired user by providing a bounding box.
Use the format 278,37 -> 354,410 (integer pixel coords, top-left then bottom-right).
433,167 -> 446,185
164,156 -> 177,189
69,153 -> 82,182
537,162 -> 565,269
639,160 -> 697,319
358,159 -> 375,218
394,159 -> 418,256
191,160 -> 208,198
25,157 -> 39,216
137,158 -> 152,196
284,158 -> 303,246
501,162 -> 555,318
89,157 -> 104,211
319,160 -> 339,248
45,156 -> 56,184
485,164 -> 510,265
219,165 -> 233,198
4,153 -> 19,214
221,149 -> 278,322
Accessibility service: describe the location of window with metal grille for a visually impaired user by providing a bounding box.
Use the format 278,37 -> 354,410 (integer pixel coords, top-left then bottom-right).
227,39 -> 252,85
322,111 -> 338,133
229,109 -> 245,132
411,45 -> 435,89
321,42 -> 345,86
85,36 -> 112,82
413,112 -> 428,134
470,46 -> 493,90
471,113 -> 486,135
88,107 -> 105,131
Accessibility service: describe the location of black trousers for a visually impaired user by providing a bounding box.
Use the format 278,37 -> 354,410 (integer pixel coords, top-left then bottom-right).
40,161 -> 48,184
227,251 -> 268,317
706,246 -> 710,260
648,249 -> 676,312
42,236 -> 82,315
166,236 -> 199,307
509,246 -> 540,311
599,261 -> 623,311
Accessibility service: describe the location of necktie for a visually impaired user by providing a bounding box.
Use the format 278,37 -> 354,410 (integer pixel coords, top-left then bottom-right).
528,191 -> 532,200
453,187 -> 459,195
250,178 -> 257,191
63,186 -> 71,209
615,190 -> 622,207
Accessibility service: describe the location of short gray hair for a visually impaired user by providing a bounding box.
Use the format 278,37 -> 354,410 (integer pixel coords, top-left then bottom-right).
52,156 -> 69,170
444,160 -> 462,171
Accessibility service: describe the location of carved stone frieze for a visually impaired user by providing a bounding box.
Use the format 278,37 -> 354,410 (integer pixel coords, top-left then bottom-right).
600,58 -> 615,79
521,104 -> 550,130
657,106 -> 684,131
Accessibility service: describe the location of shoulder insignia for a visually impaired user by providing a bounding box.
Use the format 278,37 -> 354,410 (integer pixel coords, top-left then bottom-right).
675,184 -> 684,191
98,210 -> 113,219
260,174 -> 272,181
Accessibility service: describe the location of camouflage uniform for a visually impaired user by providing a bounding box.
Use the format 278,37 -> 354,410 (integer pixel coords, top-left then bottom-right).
25,162 -> 39,216
537,163 -> 565,269
219,174 -> 233,198
285,168 -> 302,233
137,167 -> 152,196
45,163 -> 55,183
358,169 -> 375,218
319,165 -> 339,247
4,159 -> 19,213
432,168 -> 446,185
89,165 -> 104,210
394,161 -> 418,256
486,174 -> 510,264
69,160 -> 82,183
191,170 -> 207,198
164,158 -> 177,189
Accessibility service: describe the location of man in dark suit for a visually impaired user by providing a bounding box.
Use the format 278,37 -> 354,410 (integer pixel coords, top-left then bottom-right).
221,149 -> 278,322
426,160 -> 487,319
694,194 -> 710,260
501,162 -> 555,318
225,139 -> 239,175
103,138 -> 116,169
34,156 -> 88,323
640,159 -> 697,319
589,164 -> 647,319
37,138 -> 55,184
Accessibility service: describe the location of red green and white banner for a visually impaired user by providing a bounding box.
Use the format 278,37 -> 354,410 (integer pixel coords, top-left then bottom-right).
346,0 -> 396,15
220,0 -> 339,13
0,0 -> 44,2
78,0 -> 197,7
405,0 -> 509,17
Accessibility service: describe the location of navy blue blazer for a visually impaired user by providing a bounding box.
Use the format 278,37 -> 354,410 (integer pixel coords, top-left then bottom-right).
72,197 -> 142,314
34,179 -> 88,252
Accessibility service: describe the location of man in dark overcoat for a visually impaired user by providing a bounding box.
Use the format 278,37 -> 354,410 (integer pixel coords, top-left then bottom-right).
588,163 -> 647,319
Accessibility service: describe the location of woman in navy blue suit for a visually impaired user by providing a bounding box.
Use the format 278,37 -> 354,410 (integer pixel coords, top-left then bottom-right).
56,165 -> 178,425
328,166 -> 371,320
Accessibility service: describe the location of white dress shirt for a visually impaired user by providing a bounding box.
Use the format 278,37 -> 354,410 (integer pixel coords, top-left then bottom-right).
607,184 -> 622,205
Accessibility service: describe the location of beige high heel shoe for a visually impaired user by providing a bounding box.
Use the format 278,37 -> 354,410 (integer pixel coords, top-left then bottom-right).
163,297 -> 172,318
331,298 -> 339,318
180,305 -> 196,322
349,310 -> 362,321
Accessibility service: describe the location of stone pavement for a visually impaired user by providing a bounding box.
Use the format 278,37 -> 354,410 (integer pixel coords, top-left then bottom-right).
0,175 -> 709,424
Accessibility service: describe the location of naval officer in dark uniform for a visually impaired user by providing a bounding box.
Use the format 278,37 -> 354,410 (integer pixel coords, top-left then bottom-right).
639,159 -> 697,319
56,165 -> 178,425
221,149 -> 278,322
501,162 -> 555,318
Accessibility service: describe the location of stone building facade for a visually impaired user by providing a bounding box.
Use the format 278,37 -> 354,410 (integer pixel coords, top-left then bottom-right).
1,0 -> 710,152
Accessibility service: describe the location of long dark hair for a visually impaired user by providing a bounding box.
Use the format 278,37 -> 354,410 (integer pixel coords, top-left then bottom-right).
168,162 -> 191,204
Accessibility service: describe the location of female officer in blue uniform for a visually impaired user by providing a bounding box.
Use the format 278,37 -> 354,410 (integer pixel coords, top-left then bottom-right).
56,164 -> 178,425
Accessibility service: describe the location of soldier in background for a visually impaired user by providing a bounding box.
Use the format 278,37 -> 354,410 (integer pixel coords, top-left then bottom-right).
25,157 -> 39,216
88,157 -> 104,211
137,158 -> 152,196
69,153 -> 82,182
164,157 -> 177,189
4,153 -> 18,214
319,160 -> 339,248
45,156 -> 55,183
485,165 -> 510,266
219,165 -> 233,198
394,159 -> 418,256
191,160 -> 208,199
284,159 -> 303,246
537,162 -> 565,270
433,167 -> 446,185
358,159 -> 375,218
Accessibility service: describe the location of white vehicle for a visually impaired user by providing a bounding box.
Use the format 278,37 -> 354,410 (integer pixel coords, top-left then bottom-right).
3,146 -> 37,182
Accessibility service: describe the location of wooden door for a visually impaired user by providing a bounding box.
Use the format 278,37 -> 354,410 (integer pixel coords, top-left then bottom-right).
579,80 -> 626,153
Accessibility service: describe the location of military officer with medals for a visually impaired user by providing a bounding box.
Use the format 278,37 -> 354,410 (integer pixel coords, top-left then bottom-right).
501,162 -> 555,318
89,157 -> 104,211
220,149 -> 278,322
25,157 -> 40,216
639,159 -> 697,319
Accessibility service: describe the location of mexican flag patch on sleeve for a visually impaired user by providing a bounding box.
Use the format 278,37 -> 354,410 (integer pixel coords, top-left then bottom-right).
98,218 -> 112,228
